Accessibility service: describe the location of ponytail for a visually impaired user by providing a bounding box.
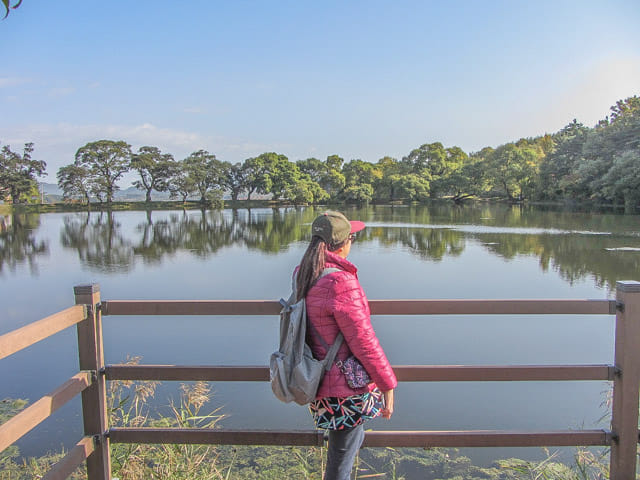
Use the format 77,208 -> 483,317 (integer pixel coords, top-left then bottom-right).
296,236 -> 348,301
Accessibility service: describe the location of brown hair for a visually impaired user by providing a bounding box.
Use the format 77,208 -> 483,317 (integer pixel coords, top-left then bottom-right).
296,236 -> 347,301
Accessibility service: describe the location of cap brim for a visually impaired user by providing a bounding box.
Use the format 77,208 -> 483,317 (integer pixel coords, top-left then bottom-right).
349,220 -> 366,233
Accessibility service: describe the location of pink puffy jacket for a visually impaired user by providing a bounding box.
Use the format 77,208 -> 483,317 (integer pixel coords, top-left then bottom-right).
302,250 -> 397,399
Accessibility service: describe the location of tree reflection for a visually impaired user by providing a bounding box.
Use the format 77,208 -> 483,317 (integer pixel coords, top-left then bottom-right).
0,213 -> 48,275
478,231 -> 640,289
61,211 -> 134,273
375,226 -> 465,261
51,206 -> 640,289
132,210 -> 184,264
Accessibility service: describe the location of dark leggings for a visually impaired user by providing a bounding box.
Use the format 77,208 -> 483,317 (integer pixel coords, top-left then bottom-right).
324,423 -> 365,480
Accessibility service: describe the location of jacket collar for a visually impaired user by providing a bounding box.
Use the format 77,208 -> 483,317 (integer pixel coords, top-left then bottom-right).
325,250 -> 358,274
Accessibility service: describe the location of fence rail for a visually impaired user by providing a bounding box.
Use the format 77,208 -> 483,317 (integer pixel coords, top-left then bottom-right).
104,363 -> 615,382
42,436 -> 96,480
101,298 -> 616,316
0,372 -> 92,453
0,305 -> 86,360
108,427 -> 612,448
1,281 -> 639,479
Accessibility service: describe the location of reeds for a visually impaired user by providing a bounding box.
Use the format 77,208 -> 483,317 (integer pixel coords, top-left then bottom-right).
0,365 -> 634,479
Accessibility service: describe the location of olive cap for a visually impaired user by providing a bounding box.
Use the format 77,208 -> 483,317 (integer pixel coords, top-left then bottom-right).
311,211 -> 365,245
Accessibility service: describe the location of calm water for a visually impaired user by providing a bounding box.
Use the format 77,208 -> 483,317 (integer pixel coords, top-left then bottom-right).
2,204 -> 640,465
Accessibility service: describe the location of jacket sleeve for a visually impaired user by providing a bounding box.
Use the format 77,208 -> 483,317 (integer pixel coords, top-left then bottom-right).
327,273 -> 397,392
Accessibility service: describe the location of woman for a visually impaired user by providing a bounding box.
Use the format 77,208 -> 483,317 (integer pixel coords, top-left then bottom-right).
295,211 -> 397,480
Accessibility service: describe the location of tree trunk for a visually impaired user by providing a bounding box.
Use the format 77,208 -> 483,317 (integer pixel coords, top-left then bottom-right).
146,189 -> 152,202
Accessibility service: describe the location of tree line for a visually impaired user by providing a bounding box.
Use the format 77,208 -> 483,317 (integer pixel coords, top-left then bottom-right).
1,95 -> 638,207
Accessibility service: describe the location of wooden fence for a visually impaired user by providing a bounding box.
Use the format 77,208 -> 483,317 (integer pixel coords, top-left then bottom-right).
0,281 -> 639,479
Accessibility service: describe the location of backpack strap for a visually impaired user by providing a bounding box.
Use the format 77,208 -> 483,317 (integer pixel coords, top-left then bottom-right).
305,267 -> 344,371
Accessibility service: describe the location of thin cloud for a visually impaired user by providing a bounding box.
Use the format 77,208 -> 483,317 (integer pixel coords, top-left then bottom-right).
182,107 -> 204,114
48,87 -> 76,97
0,77 -> 31,88
1,122 -> 295,177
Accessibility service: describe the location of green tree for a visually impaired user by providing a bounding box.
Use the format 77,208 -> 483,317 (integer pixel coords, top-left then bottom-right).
538,120 -> 588,199
431,146 -> 468,198
183,150 -> 225,204
600,150 -> 640,208
342,159 -> 382,187
341,159 -> 382,203
436,155 -> 490,203
402,142 -> 446,174
0,142 -> 47,204
75,140 -> 132,204
402,142 -> 467,198
391,173 -> 430,201
242,155 -> 271,200
576,96 -> 640,202
221,162 -> 247,201
130,146 -> 176,202
342,184 -> 374,204
607,95 -> 640,125
374,156 -> 403,201
486,143 -> 541,201
168,161 -> 197,204
57,164 -> 92,204
260,152 -> 298,201
284,174 -> 329,205
322,155 -> 346,197
297,157 -> 343,199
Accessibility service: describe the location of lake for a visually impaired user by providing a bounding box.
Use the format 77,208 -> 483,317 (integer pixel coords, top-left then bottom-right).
2,203 -> 639,466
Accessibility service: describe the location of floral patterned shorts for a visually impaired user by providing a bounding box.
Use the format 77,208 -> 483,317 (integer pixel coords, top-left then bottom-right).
309,388 -> 384,430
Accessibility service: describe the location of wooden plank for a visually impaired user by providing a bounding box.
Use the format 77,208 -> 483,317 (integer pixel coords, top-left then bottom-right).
101,300 -> 281,316
610,281 -> 640,479
0,372 -> 91,453
109,428 -> 325,446
108,428 -> 610,448
361,430 -> 611,448
106,365 -> 269,381
105,364 -> 613,382
369,299 -> 615,316
394,365 -> 613,382
75,284 -> 110,480
42,436 -> 95,480
0,305 -> 86,360
100,299 -> 615,316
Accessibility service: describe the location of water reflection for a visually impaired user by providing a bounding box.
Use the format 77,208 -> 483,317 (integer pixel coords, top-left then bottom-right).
0,213 -> 48,275
375,226 -> 465,261
3,206 -> 640,288
479,232 -> 640,288
61,211 -> 133,273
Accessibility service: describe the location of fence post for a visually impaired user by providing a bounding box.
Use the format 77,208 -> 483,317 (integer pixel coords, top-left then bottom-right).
610,280 -> 640,479
75,284 -> 110,480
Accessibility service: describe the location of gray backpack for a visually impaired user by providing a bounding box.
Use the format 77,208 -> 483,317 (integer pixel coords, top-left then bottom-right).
270,268 -> 343,405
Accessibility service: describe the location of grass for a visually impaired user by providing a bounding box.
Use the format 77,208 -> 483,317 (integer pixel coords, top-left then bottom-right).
0,359 -> 628,479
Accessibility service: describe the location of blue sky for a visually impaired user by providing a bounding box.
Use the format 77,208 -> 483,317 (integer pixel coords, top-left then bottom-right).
1,1 -> 639,185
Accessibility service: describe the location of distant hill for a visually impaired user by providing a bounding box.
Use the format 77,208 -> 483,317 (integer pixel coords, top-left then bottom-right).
41,182 -> 62,195
37,183 -> 265,202
39,182 -> 173,201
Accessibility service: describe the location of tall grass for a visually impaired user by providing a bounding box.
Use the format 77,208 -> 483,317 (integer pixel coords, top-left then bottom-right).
0,361 -> 630,479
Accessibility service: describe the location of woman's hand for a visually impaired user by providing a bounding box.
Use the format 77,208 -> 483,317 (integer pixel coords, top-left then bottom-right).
381,389 -> 394,419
